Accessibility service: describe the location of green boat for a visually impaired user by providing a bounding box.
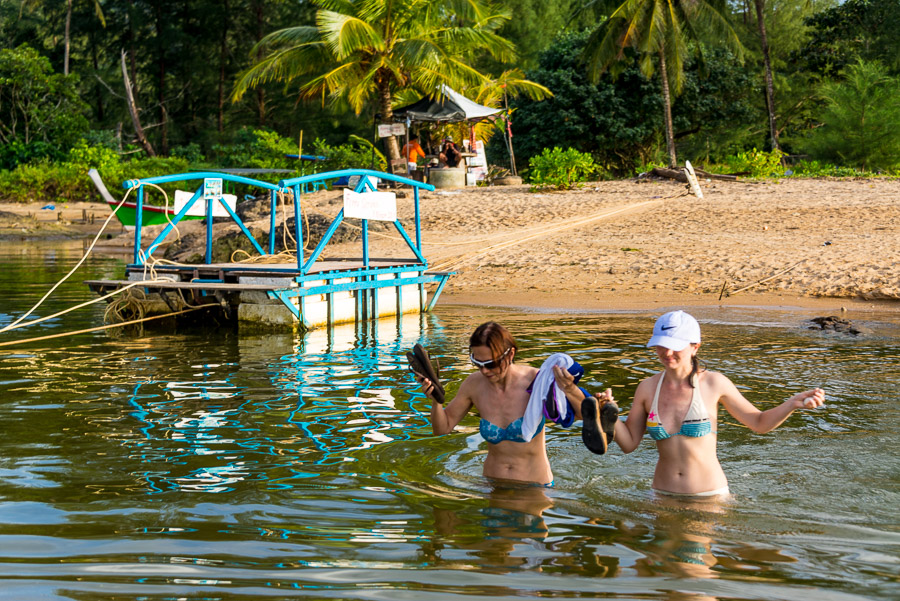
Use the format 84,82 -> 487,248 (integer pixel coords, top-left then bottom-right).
89,168 -> 203,227
104,198 -> 204,227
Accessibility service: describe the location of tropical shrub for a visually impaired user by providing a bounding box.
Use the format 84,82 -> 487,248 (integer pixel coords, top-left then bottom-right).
788,160 -> 896,178
0,154 -> 191,203
799,60 -> 900,171
498,32 -> 759,175
211,128 -> 296,171
0,44 -> 89,167
528,147 -> 596,190
311,136 -> 386,173
721,148 -> 785,178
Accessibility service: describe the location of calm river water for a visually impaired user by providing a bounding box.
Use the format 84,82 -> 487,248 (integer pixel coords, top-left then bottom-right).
0,241 -> 897,600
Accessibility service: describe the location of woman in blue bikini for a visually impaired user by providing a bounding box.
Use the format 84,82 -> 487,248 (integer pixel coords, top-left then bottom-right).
418,322 -> 613,485
587,310 -> 825,497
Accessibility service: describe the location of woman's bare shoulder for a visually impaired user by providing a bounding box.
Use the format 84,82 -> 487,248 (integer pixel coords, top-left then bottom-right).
700,370 -> 732,386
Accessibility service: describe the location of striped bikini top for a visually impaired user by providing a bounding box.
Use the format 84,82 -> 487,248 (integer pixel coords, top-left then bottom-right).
646,372 -> 715,441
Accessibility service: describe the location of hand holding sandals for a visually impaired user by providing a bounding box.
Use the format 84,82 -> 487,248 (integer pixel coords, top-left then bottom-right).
582,390 -> 619,455
406,344 -> 445,404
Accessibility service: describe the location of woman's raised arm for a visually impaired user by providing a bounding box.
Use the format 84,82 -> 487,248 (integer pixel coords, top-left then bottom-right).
715,372 -> 825,433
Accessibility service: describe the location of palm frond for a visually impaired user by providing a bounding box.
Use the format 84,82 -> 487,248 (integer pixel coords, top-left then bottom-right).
317,10 -> 385,59
254,26 -> 320,52
232,43 -> 331,101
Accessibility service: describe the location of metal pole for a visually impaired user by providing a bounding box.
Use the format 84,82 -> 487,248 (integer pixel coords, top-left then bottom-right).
133,185 -> 144,265
205,191 -> 213,264
405,117 -> 411,175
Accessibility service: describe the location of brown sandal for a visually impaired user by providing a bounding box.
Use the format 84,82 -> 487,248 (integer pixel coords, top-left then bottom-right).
582,397 -> 618,455
406,344 -> 445,404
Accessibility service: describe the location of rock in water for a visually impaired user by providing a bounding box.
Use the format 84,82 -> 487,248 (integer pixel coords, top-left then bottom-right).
808,316 -> 871,336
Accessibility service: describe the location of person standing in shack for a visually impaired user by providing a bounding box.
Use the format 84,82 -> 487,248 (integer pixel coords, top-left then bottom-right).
439,139 -> 462,168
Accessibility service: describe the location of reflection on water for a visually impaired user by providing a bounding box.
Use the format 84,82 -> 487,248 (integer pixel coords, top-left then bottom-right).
0,242 -> 898,600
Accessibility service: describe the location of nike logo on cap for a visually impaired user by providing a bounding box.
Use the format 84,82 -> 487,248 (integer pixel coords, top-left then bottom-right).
661,325 -> 676,330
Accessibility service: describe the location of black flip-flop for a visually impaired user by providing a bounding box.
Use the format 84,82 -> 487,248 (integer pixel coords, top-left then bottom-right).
582,397 -> 618,455
406,344 -> 445,404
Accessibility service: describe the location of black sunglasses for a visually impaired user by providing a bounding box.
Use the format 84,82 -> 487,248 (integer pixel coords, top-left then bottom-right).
469,347 -> 512,370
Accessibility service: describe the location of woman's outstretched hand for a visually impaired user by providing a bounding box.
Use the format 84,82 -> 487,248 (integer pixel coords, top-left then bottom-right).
791,388 -> 826,409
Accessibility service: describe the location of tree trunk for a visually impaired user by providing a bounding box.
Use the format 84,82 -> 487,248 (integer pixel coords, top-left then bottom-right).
64,0 -> 72,75
218,0 -> 229,133
754,0 -> 781,152
254,0 -> 266,127
128,0 -> 138,96
658,49 -> 677,168
377,77 -> 400,163
121,50 -> 156,157
154,0 -> 168,154
91,29 -> 104,121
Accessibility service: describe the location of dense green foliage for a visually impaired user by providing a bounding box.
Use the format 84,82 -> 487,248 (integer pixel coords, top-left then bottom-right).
799,60 -> 900,170
2,0 -> 900,203
0,45 -> 90,168
799,0 -> 900,76
528,147 -> 597,190
583,0 -> 743,166
500,32 -> 758,174
721,148 -> 786,178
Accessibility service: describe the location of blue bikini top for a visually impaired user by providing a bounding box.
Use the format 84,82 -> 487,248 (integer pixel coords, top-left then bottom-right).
479,416 -> 545,444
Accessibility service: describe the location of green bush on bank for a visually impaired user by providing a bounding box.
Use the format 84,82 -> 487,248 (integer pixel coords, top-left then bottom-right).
720,148 -> 785,178
0,144 -> 191,203
528,147 -> 597,191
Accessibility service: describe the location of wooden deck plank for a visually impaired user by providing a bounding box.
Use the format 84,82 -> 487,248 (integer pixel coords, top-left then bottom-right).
85,279 -> 292,291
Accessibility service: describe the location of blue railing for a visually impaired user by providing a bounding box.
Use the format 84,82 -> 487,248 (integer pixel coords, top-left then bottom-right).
122,172 -> 281,266
121,169 -> 434,275
279,169 -> 434,274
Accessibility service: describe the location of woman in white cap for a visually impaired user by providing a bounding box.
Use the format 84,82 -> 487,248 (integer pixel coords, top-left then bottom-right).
583,310 -> 825,497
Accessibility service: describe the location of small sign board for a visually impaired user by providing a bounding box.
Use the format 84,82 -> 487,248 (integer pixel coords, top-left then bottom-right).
343,189 -> 397,222
203,178 -> 223,199
377,123 -> 406,138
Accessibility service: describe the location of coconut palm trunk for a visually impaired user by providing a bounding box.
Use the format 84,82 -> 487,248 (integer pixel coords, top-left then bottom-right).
658,49 -> 677,168
377,76 -> 401,163
753,0 -> 780,151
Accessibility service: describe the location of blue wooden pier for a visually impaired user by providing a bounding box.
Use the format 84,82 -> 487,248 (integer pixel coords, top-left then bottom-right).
85,169 -> 452,330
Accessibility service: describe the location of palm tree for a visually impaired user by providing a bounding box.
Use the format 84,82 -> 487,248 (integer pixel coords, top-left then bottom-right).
584,0 -> 742,167
232,0 -> 517,162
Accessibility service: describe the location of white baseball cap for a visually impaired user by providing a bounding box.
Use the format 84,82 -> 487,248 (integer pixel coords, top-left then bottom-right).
647,310 -> 701,351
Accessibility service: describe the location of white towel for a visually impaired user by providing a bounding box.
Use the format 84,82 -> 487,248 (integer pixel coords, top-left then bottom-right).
521,353 -> 575,442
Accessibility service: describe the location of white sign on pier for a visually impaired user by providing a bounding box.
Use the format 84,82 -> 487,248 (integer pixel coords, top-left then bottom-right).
342,189 -> 397,222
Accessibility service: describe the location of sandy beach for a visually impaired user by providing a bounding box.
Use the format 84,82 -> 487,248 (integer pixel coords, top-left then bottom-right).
348,176 -> 900,314
2,176 -> 898,314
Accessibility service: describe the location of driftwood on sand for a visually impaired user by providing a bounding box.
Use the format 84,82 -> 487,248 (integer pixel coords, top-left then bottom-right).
650,167 -> 738,182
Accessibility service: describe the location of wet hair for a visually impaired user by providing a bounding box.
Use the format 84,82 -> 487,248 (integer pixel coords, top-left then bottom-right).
469,322 -> 517,364
688,352 -> 705,388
